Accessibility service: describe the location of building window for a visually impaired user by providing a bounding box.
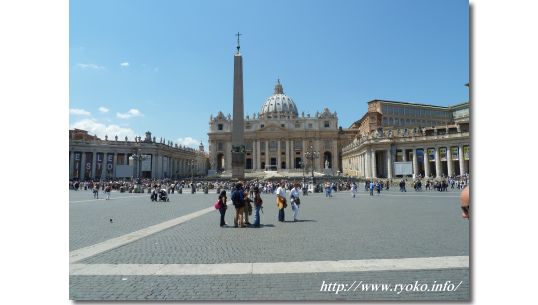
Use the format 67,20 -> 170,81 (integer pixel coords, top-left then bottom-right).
308,123 -> 313,128
295,123 -> 301,128
281,124 -> 285,128
217,142 -> 224,151
245,124 -> 251,129
217,124 -> 223,130
260,124 -> 264,128
270,141 -> 277,151
293,140 -> 302,150
324,121 -> 330,128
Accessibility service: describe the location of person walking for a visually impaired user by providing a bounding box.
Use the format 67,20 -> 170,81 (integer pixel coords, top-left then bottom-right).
351,181 -> 357,198
93,182 -> 99,199
276,183 -> 287,222
252,187 -> 263,227
217,190 -> 228,227
290,182 -> 301,222
231,183 -> 245,228
376,181 -> 381,195
369,180 -> 375,196
105,184 -> 111,200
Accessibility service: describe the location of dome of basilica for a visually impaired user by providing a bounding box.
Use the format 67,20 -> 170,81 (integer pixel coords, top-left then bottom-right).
259,79 -> 298,118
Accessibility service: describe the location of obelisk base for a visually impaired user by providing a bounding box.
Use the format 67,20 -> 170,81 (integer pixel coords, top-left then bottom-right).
231,152 -> 245,180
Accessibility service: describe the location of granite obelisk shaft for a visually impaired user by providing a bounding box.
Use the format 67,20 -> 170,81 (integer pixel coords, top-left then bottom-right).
231,52 -> 245,179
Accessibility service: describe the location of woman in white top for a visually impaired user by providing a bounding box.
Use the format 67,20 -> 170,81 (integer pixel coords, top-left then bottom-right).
290,182 -> 301,222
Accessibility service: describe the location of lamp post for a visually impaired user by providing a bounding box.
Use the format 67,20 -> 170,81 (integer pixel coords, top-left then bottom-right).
188,159 -> 196,193
299,160 -> 308,196
304,144 -> 320,190
129,151 -> 149,193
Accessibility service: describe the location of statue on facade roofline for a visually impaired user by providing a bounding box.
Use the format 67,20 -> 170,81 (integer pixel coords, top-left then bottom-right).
125,136 -> 128,141
115,135 -> 118,141
105,135 -> 108,141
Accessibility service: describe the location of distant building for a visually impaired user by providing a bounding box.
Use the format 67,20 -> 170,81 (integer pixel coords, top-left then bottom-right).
342,101 -> 470,179
208,80 -> 351,175
69,130 -> 208,180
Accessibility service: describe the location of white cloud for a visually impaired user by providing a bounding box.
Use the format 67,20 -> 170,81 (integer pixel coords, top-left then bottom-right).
120,62 -> 129,67
98,106 -> 109,113
76,63 -> 105,70
176,137 -> 200,148
70,119 -> 136,140
69,108 -> 91,116
116,108 -> 143,119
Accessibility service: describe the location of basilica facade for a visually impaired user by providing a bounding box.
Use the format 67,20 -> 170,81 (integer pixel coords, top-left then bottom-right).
208,80 -> 352,175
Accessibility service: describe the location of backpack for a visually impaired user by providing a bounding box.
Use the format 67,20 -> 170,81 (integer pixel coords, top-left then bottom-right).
214,199 -> 222,210
231,189 -> 244,207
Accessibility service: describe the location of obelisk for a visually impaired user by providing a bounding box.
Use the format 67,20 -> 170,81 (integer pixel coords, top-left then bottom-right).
231,32 -> 245,179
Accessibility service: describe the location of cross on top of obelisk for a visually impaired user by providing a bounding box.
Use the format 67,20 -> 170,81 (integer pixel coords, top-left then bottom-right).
235,32 -> 242,53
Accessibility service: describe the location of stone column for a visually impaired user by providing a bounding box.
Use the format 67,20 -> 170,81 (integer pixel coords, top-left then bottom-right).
113,153 -> 118,178
226,142 -> 232,172
447,147 -> 454,177
256,140 -> 261,170
387,149 -> 393,179
332,140 -> 338,172
252,140 -> 256,170
435,148 -> 441,178
80,152 -> 86,180
91,150 -> 97,179
152,153 -> 158,178
264,140 -> 269,170
412,149 -> 418,178
277,140 -> 281,170
364,149 -> 372,178
459,145 -> 465,175
424,150 -> 431,178
69,151 -> 74,180
286,140 -> 291,172
371,149 -> 377,178
402,149 -> 408,162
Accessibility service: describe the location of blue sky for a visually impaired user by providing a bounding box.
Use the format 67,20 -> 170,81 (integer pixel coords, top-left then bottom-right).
69,0 -> 469,148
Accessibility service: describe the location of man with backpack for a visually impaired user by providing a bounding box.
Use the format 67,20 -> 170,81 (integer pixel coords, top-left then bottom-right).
231,182 -> 246,228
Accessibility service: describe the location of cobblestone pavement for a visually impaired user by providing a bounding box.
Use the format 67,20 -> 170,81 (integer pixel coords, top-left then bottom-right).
69,190 -> 221,250
70,188 -> 469,300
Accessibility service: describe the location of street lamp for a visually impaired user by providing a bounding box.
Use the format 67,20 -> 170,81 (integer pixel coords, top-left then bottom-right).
129,152 -> 149,192
304,144 -> 320,188
188,159 -> 196,193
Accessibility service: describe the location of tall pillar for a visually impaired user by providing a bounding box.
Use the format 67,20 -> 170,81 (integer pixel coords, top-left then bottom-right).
424,150 -> 431,178
447,148 -> 454,177
231,35 -> 245,179
459,145 -> 465,176
256,140 -> 261,170
286,140 -> 291,171
69,151 -> 74,180
387,149 -> 393,179
91,150 -> 97,179
332,140 -> 338,172
412,149 -> 418,178
371,149 -> 377,178
402,149 -> 408,162
435,148 -> 441,178
364,149 -> 373,178
265,140 -> 269,170
277,140 -> 281,170
113,153 -> 118,178
80,152 -> 86,180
